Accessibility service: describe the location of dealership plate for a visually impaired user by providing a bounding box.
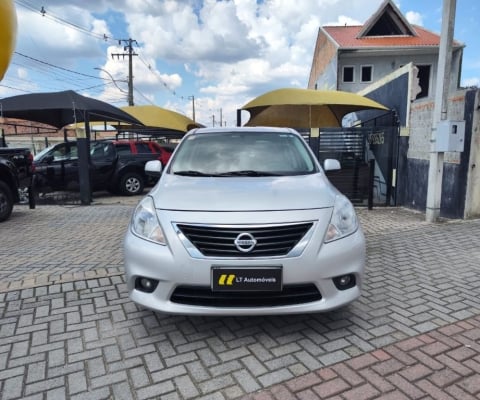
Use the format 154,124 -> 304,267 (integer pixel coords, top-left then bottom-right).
211,266 -> 282,292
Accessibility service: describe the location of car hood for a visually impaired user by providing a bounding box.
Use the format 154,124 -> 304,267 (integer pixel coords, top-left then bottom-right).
150,173 -> 339,212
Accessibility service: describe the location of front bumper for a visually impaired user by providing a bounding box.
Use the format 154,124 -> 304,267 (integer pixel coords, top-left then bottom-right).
124,209 -> 365,316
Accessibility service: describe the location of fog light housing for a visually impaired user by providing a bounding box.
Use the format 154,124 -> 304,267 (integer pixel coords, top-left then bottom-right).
135,277 -> 159,293
333,274 -> 356,290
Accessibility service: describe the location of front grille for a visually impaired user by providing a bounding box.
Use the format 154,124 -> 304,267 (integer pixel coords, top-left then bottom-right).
170,284 -> 322,307
175,222 -> 313,257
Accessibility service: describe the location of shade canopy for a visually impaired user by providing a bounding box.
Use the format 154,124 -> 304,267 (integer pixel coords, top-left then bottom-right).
242,88 -> 389,128
0,90 -> 142,129
0,0 -> 16,80
120,105 -> 203,132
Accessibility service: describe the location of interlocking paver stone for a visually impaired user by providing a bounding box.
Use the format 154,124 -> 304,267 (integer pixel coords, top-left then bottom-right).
1,201 -> 480,399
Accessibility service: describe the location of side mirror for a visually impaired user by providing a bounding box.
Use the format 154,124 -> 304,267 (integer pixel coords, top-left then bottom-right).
145,160 -> 162,177
323,159 -> 341,171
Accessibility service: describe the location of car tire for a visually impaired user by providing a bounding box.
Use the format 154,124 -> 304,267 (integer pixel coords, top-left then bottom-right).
119,172 -> 144,196
0,181 -> 14,222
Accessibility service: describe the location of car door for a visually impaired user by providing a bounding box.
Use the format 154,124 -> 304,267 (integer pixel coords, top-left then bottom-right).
133,141 -> 156,165
37,142 -> 79,191
151,142 -> 174,166
89,141 -> 117,189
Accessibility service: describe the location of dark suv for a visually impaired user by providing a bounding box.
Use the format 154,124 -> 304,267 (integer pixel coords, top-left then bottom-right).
33,140 -> 174,196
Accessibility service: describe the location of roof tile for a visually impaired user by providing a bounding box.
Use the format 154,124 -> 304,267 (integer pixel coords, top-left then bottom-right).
323,25 -> 452,48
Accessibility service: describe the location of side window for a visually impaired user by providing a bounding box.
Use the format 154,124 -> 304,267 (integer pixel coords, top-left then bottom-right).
135,142 -> 151,154
342,66 -> 354,83
90,142 -> 106,159
361,65 -> 373,82
53,143 -> 77,161
115,144 -> 132,155
69,146 -> 78,159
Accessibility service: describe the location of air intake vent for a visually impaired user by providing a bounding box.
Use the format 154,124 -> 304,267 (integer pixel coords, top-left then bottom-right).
171,284 -> 321,307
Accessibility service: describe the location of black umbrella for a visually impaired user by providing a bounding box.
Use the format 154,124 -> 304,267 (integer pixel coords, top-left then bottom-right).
0,89 -> 142,128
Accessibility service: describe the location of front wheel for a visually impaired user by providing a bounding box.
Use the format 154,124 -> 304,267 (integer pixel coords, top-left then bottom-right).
119,172 -> 144,196
0,181 -> 14,222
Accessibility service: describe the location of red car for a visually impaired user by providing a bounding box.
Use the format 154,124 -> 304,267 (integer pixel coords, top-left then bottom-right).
113,140 -> 174,167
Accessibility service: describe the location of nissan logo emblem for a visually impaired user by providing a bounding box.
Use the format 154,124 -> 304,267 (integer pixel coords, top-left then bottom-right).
234,233 -> 257,253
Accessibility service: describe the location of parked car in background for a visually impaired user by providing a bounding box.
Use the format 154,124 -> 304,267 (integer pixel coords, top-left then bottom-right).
124,127 -> 365,315
33,139 -> 174,196
114,140 -> 174,168
0,146 -> 35,221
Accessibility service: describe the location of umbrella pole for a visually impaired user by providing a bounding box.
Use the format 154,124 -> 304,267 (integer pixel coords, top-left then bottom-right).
77,112 -> 92,205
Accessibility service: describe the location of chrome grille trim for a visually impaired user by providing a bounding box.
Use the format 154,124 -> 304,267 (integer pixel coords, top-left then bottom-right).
173,222 -> 315,259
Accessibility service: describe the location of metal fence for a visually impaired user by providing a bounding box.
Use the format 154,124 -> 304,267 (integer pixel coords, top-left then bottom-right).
305,111 -> 400,207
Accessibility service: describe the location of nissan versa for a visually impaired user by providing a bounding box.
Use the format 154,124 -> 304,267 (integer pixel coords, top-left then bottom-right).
123,127 -> 365,315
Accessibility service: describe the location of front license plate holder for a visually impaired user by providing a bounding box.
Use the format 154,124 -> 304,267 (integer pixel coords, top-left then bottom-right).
211,266 -> 282,292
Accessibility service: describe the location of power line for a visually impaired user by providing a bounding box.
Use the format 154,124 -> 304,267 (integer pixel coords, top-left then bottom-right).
6,54 -> 115,96
135,50 -> 197,114
15,0 -> 114,43
0,83 -> 31,93
16,1 -> 186,99
11,1 -> 194,108
133,88 -> 155,105
15,52 -> 102,80
7,62 -> 93,93
135,47 -> 177,96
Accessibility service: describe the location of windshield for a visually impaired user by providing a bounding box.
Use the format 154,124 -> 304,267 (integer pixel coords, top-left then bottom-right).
34,142 -> 78,162
33,145 -> 55,161
169,131 -> 318,176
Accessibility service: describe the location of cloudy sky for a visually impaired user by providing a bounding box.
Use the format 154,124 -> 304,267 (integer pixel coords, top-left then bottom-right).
1,0 -> 478,127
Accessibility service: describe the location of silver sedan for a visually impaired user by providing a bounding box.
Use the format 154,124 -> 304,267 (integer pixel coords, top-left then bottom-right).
124,127 -> 365,315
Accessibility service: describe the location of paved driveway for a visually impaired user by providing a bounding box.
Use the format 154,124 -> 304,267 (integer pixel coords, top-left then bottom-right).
1,198 -> 479,399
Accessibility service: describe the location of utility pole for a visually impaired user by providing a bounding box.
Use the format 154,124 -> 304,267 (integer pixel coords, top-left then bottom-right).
111,38 -> 138,106
219,108 -> 223,127
426,0 -> 456,222
212,114 -> 216,127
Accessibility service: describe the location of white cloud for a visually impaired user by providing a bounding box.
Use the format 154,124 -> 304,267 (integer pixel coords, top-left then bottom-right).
324,16 -> 363,26
17,67 -> 29,80
462,77 -> 479,88
12,0 -> 456,126
126,1 -> 260,63
16,5 -> 107,63
405,11 -> 423,26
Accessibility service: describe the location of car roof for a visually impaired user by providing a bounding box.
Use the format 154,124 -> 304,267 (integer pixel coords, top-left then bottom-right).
188,126 -> 298,135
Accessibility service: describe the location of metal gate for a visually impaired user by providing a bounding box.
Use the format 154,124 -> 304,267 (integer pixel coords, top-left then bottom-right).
305,111 -> 400,207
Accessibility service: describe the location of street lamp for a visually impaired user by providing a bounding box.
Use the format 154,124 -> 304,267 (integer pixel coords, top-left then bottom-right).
94,67 -> 128,99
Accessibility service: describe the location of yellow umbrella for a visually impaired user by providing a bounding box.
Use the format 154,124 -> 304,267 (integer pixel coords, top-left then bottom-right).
0,0 -> 17,80
242,88 -> 388,128
121,105 -> 203,132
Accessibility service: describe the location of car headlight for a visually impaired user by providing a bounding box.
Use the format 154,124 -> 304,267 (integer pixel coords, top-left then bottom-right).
131,196 -> 166,245
324,195 -> 358,243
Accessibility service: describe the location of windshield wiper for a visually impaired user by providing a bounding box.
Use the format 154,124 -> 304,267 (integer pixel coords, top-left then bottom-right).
174,170 -> 281,177
173,170 -> 215,177
217,170 -> 280,177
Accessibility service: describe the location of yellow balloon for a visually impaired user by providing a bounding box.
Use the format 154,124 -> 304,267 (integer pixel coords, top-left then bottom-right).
0,0 -> 17,80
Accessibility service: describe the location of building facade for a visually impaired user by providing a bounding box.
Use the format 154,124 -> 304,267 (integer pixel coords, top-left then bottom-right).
308,0 -> 464,100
